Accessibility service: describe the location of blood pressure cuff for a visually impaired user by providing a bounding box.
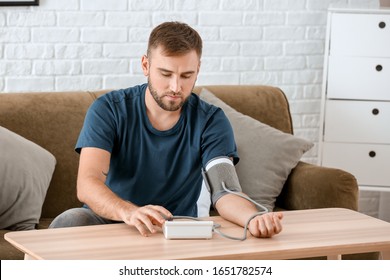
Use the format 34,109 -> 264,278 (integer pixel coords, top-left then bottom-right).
202,157 -> 242,207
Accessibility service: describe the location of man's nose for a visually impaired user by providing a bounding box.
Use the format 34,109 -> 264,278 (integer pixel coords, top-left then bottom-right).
169,77 -> 181,93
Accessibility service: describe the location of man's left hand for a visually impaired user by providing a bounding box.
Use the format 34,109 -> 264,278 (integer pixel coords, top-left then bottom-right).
248,212 -> 283,238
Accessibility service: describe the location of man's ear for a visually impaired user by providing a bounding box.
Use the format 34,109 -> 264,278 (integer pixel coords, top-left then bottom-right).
141,55 -> 149,76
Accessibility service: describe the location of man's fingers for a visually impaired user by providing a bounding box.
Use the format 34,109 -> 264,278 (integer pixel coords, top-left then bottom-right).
263,215 -> 276,236
275,212 -> 284,220
145,205 -> 172,225
265,213 -> 283,236
133,220 -> 150,237
272,214 -> 283,234
257,216 -> 269,237
124,205 -> 172,236
127,212 -> 155,236
249,212 -> 283,238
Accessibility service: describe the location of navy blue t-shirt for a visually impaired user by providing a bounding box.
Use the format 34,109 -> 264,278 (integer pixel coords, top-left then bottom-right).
76,83 -> 238,217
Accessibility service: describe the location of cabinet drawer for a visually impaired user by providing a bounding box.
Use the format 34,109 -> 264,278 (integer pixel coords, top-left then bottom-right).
321,143 -> 390,186
327,56 -> 390,100
324,100 -> 390,143
330,13 -> 390,57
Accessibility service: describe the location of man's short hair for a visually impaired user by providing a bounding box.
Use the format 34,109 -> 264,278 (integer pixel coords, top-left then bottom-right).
147,21 -> 202,58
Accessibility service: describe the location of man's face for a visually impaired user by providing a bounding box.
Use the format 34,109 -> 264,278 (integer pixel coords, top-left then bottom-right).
142,46 -> 200,112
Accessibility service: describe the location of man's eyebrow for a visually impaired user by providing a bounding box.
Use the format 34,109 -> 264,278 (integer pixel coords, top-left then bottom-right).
157,68 -> 196,75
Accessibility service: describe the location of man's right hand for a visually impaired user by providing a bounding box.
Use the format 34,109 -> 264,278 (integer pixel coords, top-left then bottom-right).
121,205 -> 172,237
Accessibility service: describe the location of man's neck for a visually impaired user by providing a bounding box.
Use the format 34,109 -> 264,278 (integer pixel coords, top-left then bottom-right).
144,88 -> 182,131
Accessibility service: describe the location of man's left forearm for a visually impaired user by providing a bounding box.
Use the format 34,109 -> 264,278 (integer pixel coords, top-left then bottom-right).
215,193 -> 259,227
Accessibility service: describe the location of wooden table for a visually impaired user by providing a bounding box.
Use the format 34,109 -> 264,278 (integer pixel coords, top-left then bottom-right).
5,208 -> 390,260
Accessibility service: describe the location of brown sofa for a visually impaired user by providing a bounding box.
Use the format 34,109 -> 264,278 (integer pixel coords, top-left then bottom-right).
0,85 -> 378,260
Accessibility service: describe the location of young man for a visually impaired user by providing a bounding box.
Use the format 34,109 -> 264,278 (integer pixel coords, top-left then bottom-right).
50,22 -> 283,238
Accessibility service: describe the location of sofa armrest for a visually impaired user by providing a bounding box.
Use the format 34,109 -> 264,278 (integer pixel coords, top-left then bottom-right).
276,161 -> 359,211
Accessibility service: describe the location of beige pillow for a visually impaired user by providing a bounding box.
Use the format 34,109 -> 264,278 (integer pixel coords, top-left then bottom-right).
200,88 -> 313,211
0,126 -> 56,230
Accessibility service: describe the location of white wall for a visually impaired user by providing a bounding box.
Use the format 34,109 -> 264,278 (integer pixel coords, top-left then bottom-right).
0,0 -> 379,165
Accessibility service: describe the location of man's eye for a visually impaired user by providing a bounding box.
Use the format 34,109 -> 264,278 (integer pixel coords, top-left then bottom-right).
182,75 -> 191,79
161,73 -> 171,77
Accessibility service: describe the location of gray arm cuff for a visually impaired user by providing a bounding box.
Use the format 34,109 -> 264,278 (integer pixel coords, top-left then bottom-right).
203,159 -> 242,207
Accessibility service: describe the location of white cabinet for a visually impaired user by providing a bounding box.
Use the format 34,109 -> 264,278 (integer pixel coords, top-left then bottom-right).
319,8 -> 390,190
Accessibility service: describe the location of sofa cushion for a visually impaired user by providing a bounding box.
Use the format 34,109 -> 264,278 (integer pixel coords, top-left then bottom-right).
200,88 -> 313,211
0,126 -> 56,230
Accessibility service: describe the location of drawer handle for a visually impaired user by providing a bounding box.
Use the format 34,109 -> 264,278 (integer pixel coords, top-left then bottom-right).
372,108 -> 380,115
376,65 -> 383,72
379,21 -> 386,29
369,151 -> 376,158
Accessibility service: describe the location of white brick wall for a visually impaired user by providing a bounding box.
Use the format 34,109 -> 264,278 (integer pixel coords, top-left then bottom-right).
0,0 -> 380,164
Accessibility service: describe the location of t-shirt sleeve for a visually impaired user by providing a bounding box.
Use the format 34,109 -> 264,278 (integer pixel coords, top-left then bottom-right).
75,97 -> 117,154
201,108 -> 239,167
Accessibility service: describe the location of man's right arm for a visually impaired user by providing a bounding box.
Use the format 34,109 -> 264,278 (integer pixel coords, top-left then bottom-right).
76,147 -> 172,236
76,147 -> 130,221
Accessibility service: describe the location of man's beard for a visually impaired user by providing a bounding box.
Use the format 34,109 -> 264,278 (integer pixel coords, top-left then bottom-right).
148,79 -> 191,112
